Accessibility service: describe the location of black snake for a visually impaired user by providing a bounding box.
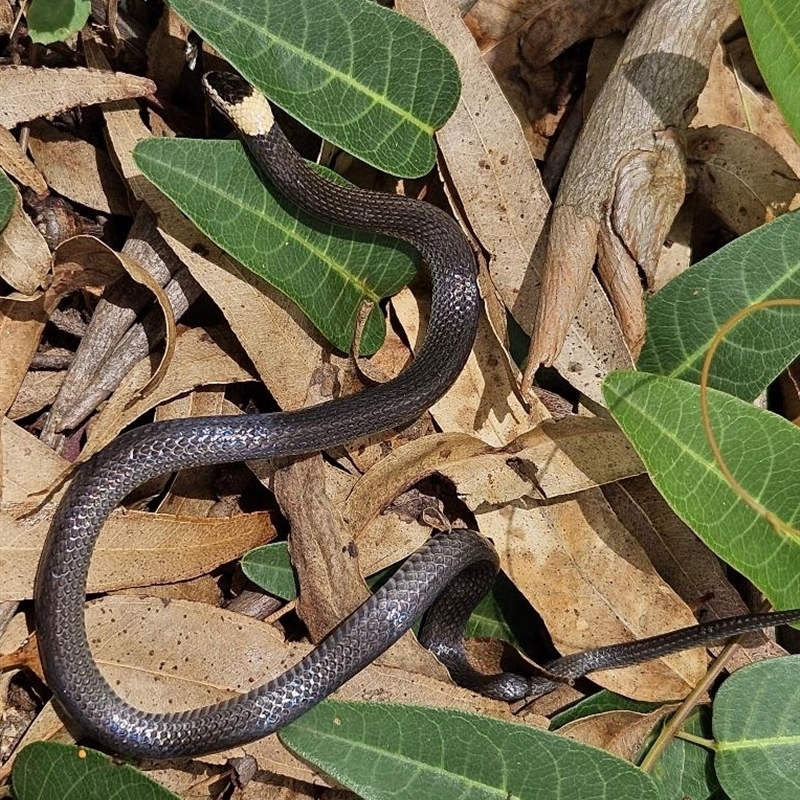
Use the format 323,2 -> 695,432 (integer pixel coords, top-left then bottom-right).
34,72 -> 800,759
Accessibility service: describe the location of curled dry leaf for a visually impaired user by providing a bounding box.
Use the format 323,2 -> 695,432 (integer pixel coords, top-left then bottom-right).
0,66 -> 156,129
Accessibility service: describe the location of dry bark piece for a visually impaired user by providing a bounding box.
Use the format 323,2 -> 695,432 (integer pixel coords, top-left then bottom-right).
42,210 -> 201,437
525,0 -> 738,383
0,66 -> 155,129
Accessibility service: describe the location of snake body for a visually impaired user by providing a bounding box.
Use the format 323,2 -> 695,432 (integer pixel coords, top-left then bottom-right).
35,74 -> 800,760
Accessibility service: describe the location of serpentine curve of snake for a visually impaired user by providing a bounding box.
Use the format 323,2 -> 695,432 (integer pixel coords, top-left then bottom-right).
34,73 -> 800,760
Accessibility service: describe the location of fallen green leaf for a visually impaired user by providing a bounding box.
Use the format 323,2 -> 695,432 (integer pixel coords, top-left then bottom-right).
280,701 -> 659,800
603,371 -> 800,609
167,0 -> 460,177
27,0 -> 90,44
0,170 -> 14,232
638,210 -> 800,400
133,137 -> 415,354
714,655 -> 800,800
12,742 -> 178,800
739,0 -> 800,141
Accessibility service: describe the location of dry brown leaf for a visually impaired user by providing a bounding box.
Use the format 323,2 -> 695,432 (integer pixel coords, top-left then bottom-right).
7,369 -> 64,421
155,390 -> 233,517
559,706 -> 676,760
688,125 -> 800,233
1,416 -> 67,505
393,289 -> 536,444
604,475 -> 789,670
3,506 -> 274,602
445,416 -> 644,505
27,119 -> 131,216
0,298 -> 48,420
0,66 -> 155,129
465,0 -> 643,63
0,124 -> 47,194
343,433 -> 492,536
82,37 -> 156,201
0,186 -> 50,296
398,0 -> 550,306
478,489 -> 705,701
696,43 -> 800,177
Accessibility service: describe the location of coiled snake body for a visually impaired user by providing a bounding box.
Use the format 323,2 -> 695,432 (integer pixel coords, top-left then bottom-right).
35,74 -> 800,759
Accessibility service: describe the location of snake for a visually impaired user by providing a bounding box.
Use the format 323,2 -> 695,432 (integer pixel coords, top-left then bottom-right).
34,73 -> 800,760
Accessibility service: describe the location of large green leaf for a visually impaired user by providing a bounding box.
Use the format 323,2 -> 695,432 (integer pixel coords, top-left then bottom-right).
12,743 -> 178,800
739,0 -> 800,141
637,211 -> 800,400
603,371 -> 800,609
714,655 -> 800,800
0,170 -> 14,231
280,701 -> 659,800
134,137 -> 415,354
167,0 -> 460,177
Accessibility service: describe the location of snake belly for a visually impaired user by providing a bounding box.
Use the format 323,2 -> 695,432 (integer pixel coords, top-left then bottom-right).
34,74 -> 481,759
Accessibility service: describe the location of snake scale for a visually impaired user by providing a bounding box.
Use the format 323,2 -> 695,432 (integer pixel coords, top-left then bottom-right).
34,73 -> 800,759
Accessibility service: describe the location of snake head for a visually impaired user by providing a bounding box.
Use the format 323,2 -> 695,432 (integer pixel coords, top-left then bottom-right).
202,71 -> 275,136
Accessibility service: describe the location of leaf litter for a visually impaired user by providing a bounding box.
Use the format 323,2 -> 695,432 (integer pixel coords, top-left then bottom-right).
2,0 -> 800,795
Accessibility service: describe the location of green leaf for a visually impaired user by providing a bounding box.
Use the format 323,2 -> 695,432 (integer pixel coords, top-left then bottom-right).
637,210 -> 800,400
133,138 -> 415,354
167,0 -> 460,177
739,1 -> 800,141
550,690 -> 663,731
466,570 -> 545,655
651,708 -> 727,800
280,701 -> 659,800
0,170 -> 15,232
27,0 -> 90,44
603,371 -> 800,609
241,541 -> 297,600
11,742 -> 178,800
714,655 -> 800,800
